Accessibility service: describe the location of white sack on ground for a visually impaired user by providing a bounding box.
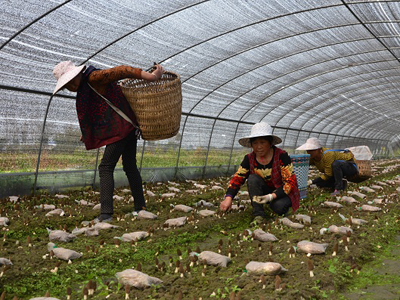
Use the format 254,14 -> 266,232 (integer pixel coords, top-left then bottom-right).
173,204 -> 193,213
211,185 -> 224,190
47,229 -> 76,242
161,193 -> 176,198
350,218 -> 368,225
45,208 -> 65,217
359,205 -> 382,212
196,200 -> 215,208
168,187 -> 181,193
297,241 -> 328,254
359,186 -> 375,193
252,229 -> 278,242
146,190 -> 156,197
198,251 -> 231,267
349,191 -> 366,199
0,257 -> 12,266
295,214 -> 312,224
245,261 -> 288,275
369,198 -> 384,204
164,217 -> 187,227
231,204 -> 245,210
92,204 -> 101,210
340,196 -> 359,204
36,204 -> 56,210
320,225 -> 353,235
322,201 -> 343,208
85,228 -> 99,237
75,199 -> 95,206
117,231 -> 149,242
47,243 -> 82,261
279,217 -> 304,229
338,213 -> 368,225
116,269 -> 162,289
113,195 -> 124,201
9,196 -> 19,203
138,210 -> 158,219
0,217 -> 10,226
93,223 -> 119,230
370,185 -> 383,190
198,209 -> 216,217
71,227 -> 88,236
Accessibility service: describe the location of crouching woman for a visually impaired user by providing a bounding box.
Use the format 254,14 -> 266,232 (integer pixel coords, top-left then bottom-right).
219,122 -> 300,224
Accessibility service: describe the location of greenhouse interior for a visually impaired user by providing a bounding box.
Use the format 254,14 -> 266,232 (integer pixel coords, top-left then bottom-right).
3,1 -> 400,300
2,0 -> 400,197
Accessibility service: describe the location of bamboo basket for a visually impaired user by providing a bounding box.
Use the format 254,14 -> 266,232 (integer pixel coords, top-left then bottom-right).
120,71 -> 182,141
348,160 -> 372,183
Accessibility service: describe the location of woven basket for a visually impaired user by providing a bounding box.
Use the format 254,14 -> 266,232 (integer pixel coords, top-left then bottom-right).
348,160 -> 372,183
120,71 -> 182,141
291,154 -> 311,199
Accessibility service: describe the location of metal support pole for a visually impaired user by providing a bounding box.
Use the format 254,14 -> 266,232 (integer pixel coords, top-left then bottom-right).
33,95 -> 54,195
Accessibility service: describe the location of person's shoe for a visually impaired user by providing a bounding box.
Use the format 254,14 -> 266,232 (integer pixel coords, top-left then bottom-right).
94,214 -> 113,223
330,190 -> 341,197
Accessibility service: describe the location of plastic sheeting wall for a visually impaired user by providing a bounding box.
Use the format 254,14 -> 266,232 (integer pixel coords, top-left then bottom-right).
1,0 -> 399,196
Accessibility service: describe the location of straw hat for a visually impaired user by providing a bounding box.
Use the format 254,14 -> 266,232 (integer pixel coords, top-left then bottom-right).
52,61 -> 86,95
296,137 -> 322,151
238,122 -> 282,148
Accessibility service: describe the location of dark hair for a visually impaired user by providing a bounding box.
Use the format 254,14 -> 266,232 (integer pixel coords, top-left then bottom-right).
250,136 -> 273,145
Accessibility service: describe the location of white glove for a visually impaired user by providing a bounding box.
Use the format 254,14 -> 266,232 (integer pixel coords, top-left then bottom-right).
253,194 -> 274,204
307,180 -> 313,186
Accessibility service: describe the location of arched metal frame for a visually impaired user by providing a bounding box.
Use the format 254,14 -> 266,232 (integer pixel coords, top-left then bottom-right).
2,0 -> 400,193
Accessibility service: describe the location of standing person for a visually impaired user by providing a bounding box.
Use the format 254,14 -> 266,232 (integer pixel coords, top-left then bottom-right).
219,122 -> 300,224
52,61 -> 164,222
296,137 -> 358,196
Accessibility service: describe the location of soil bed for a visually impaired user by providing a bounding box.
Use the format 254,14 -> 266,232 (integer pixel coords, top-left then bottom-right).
1,159 -> 400,299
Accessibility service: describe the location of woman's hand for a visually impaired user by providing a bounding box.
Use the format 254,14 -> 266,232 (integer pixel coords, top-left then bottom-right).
220,196 -> 233,212
253,193 -> 276,204
151,64 -> 164,80
141,64 -> 164,81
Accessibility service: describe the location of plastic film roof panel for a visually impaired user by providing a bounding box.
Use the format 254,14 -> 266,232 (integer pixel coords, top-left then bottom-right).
1,0 -> 400,156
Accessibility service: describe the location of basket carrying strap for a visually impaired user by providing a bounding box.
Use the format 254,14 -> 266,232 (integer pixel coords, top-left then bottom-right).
88,83 -> 141,138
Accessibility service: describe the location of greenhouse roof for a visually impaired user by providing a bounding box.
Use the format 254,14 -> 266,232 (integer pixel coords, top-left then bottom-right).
2,0 -> 400,152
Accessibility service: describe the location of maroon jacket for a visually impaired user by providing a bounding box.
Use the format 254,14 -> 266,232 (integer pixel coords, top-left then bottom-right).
249,147 -> 300,212
76,66 -> 140,150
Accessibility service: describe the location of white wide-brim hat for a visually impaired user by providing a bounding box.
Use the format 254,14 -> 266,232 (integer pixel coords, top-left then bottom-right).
238,122 -> 282,148
296,137 -> 322,151
52,61 -> 86,95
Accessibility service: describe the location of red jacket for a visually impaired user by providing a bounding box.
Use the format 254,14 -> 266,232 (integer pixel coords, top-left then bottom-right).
76,66 -> 141,150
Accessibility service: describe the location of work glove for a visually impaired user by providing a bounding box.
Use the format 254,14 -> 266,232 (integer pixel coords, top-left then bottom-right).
253,194 -> 274,204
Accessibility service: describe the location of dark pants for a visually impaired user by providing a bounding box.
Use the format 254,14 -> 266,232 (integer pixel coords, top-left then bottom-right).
313,160 -> 358,191
98,131 -> 146,214
247,174 -> 292,217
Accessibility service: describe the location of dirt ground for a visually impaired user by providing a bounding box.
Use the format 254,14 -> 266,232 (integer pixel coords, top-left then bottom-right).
1,161 -> 400,300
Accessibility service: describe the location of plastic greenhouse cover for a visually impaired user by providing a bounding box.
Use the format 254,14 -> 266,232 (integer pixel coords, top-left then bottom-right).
1,0 -> 400,166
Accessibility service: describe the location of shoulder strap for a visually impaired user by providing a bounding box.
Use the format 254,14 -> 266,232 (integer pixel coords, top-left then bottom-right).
324,149 -> 350,154
88,83 -> 137,128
